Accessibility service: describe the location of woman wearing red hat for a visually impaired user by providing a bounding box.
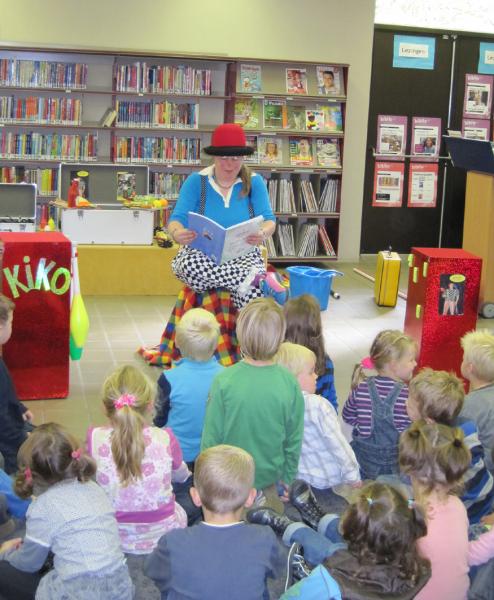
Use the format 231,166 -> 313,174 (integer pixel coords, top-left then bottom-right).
168,123 -> 283,308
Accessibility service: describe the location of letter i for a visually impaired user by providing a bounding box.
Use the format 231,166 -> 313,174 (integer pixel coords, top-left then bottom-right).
23,256 -> 34,290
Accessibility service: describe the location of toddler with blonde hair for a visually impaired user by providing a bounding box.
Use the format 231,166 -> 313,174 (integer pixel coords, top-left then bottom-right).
87,365 -> 189,555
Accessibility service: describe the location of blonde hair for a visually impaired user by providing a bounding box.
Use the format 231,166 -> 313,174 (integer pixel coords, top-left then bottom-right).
275,342 -> 316,377
101,365 -> 155,486
409,368 -> 464,425
352,330 -> 417,388
461,329 -> 494,382
236,298 -> 286,361
194,445 -> 254,514
176,308 -> 220,361
399,420 -> 471,495
0,293 -> 14,323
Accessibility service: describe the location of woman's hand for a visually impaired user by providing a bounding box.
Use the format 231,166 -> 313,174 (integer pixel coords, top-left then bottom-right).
246,230 -> 266,246
174,228 -> 197,245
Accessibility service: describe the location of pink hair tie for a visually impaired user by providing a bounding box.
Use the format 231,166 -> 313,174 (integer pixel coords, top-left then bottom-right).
24,467 -> 33,484
71,449 -> 82,460
360,356 -> 375,369
114,393 -> 136,410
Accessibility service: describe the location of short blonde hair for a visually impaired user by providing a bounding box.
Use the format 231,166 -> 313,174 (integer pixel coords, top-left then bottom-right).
408,368 -> 464,425
461,330 -> 494,383
194,445 -> 255,514
236,298 -> 285,361
176,308 -> 220,361
275,342 -> 316,377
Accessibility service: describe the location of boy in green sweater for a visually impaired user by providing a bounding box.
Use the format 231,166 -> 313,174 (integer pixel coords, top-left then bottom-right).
201,297 -> 305,513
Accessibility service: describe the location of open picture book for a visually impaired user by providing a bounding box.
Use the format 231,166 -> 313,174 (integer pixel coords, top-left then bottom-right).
188,212 -> 264,265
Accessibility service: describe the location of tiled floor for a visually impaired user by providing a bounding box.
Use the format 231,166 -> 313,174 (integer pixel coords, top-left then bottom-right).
23,256 -> 494,443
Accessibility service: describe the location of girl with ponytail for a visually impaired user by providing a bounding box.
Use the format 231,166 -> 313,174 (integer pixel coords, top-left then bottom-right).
0,423 -> 132,600
399,420 -> 472,599
87,365 -> 188,555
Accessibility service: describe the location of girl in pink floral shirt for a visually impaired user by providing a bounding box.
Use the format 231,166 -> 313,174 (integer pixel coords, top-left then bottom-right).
87,365 -> 189,554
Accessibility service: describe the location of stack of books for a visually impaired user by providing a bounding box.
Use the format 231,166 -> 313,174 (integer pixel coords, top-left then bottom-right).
319,177 -> 339,212
297,223 -> 318,257
300,180 -> 318,212
277,223 -> 295,256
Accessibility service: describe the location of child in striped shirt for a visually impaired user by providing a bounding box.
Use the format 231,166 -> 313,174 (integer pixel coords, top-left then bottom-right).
342,330 -> 416,480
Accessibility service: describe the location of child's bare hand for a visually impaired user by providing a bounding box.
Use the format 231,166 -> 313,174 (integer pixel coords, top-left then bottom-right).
0,538 -> 22,553
349,480 -> 363,488
277,481 -> 290,503
481,513 -> 494,527
23,410 -> 34,422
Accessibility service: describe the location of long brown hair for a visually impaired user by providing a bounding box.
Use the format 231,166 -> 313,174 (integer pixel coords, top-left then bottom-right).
102,365 -> 155,486
15,423 -> 95,499
335,482 -> 429,584
238,164 -> 252,197
283,294 -> 326,375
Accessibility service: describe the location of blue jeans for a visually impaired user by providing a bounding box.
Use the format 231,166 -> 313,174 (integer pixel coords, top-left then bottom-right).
282,515 -> 346,566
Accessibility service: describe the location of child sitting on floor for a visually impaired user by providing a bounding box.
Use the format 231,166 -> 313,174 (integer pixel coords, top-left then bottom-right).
154,307 -> 223,467
87,365 -> 189,554
284,294 -> 338,412
0,294 -> 35,474
145,445 -> 284,599
407,367 -> 494,523
0,423 -> 133,600
201,298 -> 305,512
275,342 -> 360,490
460,329 -> 494,472
342,329 -> 416,479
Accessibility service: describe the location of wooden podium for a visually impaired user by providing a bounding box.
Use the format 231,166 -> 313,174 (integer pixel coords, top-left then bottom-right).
445,137 -> 494,317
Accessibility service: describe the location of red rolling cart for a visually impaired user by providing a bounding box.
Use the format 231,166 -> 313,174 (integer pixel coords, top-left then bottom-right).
404,247 -> 482,380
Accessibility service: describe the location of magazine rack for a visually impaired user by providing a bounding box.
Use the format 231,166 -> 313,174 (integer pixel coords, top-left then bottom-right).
444,136 -> 494,317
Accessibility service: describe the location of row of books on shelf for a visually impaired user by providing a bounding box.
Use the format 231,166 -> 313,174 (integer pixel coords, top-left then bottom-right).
149,172 -> 187,197
266,177 -> 340,213
0,132 -> 97,160
0,166 -> 58,195
0,96 -> 82,125
114,63 -> 212,95
0,59 -> 88,89
268,222 -> 336,257
239,64 -> 345,96
245,135 -> 341,168
114,99 -> 199,129
235,99 -> 343,132
113,136 -> 201,164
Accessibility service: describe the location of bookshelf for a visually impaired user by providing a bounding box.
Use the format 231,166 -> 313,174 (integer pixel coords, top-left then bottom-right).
0,47 -> 348,260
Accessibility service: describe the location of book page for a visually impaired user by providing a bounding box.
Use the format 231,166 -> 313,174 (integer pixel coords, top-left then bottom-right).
188,212 -> 227,265
221,215 -> 263,263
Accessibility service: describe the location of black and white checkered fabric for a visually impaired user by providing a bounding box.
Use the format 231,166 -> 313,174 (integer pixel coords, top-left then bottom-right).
172,245 -> 265,308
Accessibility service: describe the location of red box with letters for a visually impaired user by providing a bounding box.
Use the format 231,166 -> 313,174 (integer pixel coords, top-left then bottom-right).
0,232 -> 71,399
404,248 -> 482,380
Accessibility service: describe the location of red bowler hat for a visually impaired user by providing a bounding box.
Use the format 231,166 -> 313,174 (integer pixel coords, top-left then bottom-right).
203,123 -> 254,156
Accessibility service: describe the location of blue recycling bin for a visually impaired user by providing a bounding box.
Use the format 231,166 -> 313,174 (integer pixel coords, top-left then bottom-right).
286,266 -> 343,310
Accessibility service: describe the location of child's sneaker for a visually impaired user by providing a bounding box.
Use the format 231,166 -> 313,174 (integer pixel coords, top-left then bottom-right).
285,543 -> 312,590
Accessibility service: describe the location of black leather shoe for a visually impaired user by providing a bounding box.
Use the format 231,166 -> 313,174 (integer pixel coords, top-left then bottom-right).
289,479 -> 325,530
246,507 -> 294,536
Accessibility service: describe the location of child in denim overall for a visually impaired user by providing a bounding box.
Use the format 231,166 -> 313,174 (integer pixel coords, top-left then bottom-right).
342,330 -> 417,480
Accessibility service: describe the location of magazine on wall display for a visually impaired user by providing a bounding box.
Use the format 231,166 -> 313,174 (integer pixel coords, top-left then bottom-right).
463,74 -> 493,119
407,163 -> 438,208
116,171 -> 136,200
315,138 -> 341,168
239,64 -> 262,93
462,119 -> 490,140
188,212 -> 263,265
263,99 -> 287,128
289,137 -> 313,166
316,66 -> 344,96
411,117 -> 441,160
372,161 -> 405,207
305,109 -> 325,131
287,105 -> 306,131
259,136 -> 283,165
286,68 -> 308,95
244,135 -> 258,164
234,98 -> 260,129
320,104 -> 343,132
376,115 -> 408,159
